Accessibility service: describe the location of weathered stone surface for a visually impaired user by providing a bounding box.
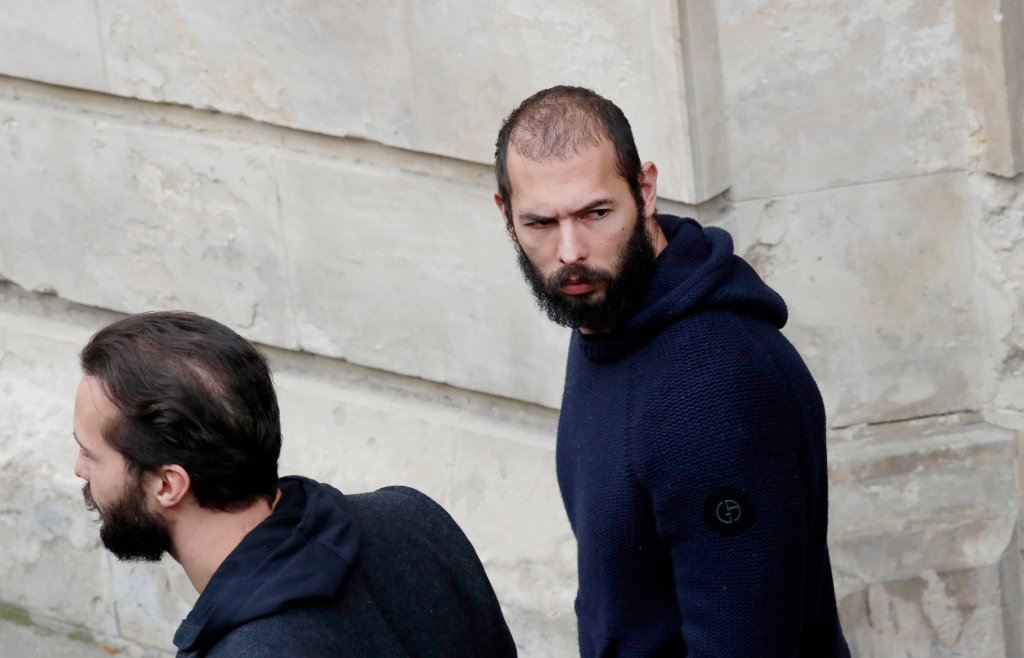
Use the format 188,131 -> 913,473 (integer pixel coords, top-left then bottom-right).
273,150 -> 569,408
81,0 -> 718,202
863,565 -> 1016,657
0,1 -> 108,92
828,419 -> 1022,657
0,93 -> 294,349
967,172 -> 1024,421
107,560 -> 194,653
0,615 -> 125,658
954,0 -> 1024,177
718,0 -> 967,199
0,307 -> 117,636
647,0 -> 730,202
829,421 -> 1017,581
0,86 -> 570,409
723,172 -> 983,427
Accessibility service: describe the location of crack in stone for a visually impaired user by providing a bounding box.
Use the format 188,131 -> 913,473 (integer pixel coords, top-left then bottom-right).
831,409 -> 977,431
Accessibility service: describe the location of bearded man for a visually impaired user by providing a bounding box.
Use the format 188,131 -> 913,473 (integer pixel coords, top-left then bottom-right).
73,311 -> 516,657
493,86 -> 849,657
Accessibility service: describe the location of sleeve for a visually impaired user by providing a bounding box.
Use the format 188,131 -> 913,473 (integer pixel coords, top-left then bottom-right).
636,335 -> 825,656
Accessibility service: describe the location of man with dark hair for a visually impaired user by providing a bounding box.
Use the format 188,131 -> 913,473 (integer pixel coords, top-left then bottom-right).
73,311 -> 517,658
494,86 -> 849,656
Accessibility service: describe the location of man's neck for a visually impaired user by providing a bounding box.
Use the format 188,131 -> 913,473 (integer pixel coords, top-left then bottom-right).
172,489 -> 281,593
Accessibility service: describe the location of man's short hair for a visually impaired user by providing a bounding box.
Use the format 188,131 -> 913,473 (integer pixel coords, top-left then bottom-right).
494,85 -> 644,222
80,311 -> 281,510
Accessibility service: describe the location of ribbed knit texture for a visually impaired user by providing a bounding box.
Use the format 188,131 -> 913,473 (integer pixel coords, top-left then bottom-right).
558,216 -> 849,657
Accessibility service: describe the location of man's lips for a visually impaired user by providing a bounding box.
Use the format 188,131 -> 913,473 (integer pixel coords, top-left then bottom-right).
560,283 -> 597,296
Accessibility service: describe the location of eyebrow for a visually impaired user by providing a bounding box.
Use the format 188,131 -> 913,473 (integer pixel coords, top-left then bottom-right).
519,198 -> 616,223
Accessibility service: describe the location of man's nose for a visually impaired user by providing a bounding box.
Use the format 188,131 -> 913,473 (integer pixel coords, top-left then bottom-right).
73,453 -> 87,480
557,221 -> 587,264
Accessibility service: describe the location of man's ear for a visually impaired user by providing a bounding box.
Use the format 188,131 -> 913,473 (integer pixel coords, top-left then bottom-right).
147,465 -> 191,509
494,192 -> 518,243
639,161 -> 659,220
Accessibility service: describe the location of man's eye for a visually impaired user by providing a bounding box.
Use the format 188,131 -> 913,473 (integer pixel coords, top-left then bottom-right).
527,219 -> 554,228
589,209 -> 610,219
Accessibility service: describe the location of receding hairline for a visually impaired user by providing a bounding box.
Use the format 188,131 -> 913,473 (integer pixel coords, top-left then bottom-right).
505,99 -> 611,164
81,314 -> 248,444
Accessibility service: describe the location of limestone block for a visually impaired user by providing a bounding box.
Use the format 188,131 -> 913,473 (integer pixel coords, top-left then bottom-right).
0,1 -> 108,92
965,172 -> 1024,417
0,96 -> 295,349
828,420 -> 1022,656
647,0 -> 730,202
726,172 -> 982,427
863,564 -> 1018,657
0,88 -> 570,408
273,369 -> 462,500
501,604 -> 578,658
0,301 -> 119,637
446,430 -> 577,652
954,0 -> 1024,177
835,585 -> 874,658
107,560 -> 194,652
274,151 -> 569,408
0,465 -> 118,637
829,421 -> 1017,581
718,0 -> 967,199
94,0 -> 715,202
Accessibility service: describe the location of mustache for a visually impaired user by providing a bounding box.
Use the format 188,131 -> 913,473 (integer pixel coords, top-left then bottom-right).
82,483 -> 98,512
547,263 -> 613,290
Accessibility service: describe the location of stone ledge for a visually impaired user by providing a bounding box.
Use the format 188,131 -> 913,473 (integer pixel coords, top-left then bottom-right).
0,1 -> 714,201
0,88 -> 570,409
829,419 -> 1022,656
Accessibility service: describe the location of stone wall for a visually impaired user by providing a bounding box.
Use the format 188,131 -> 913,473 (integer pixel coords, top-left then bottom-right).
1,1 -> 1023,656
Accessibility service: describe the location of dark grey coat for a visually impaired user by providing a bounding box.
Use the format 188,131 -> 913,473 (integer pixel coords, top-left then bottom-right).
174,477 -> 517,658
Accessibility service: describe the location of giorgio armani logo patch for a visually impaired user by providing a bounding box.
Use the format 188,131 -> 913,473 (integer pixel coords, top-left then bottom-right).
704,488 -> 754,535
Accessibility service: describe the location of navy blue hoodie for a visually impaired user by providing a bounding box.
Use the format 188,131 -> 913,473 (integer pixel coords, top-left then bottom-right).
557,216 -> 848,656
174,476 -> 516,657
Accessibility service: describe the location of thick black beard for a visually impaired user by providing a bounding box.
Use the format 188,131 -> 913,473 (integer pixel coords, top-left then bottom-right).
84,476 -> 172,562
514,212 -> 658,330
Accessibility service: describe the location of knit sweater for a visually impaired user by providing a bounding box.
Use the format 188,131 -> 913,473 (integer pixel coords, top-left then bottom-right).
174,477 -> 517,658
557,215 -> 849,657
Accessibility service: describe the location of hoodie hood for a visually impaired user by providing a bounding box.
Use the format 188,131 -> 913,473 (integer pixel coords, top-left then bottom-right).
173,476 -> 361,653
577,215 -> 788,362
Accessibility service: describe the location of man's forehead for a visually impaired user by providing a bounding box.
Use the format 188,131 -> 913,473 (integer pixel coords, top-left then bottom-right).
74,377 -> 118,437
506,139 -> 623,206
77,376 -> 108,408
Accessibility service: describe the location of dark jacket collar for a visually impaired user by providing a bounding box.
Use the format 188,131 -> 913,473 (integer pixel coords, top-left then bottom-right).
576,215 -> 787,362
174,476 -> 360,652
